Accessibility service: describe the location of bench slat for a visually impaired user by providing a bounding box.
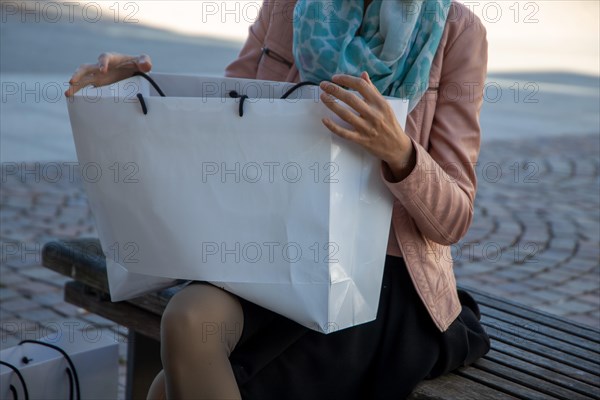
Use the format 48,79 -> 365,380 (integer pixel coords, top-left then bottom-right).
485,349 -> 600,399
456,366 -> 558,400
482,320 -> 600,376
490,339 -> 600,388
65,281 -> 161,341
468,286 -> 600,342
482,314 -> 599,366
409,372 -> 519,400
43,240 -> 109,293
480,300 -> 600,354
474,356 -> 596,400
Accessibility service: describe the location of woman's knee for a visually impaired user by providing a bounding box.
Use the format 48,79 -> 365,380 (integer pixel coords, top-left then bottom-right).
146,370 -> 166,400
161,283 -> 244,355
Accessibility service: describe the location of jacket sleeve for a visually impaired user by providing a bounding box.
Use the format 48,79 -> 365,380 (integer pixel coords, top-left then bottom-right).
224,1 -> 272,78
381,18 -> 488,246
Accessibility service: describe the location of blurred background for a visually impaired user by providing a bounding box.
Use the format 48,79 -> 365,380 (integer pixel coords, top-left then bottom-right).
1,1 -> 599,397
1,0 -> 598,160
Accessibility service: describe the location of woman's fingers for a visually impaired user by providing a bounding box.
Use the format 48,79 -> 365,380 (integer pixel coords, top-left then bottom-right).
135,54 -> 153,72
114,54 -> 152,72
69,63 -> 100,85
65,72 -> 97,97
320,92 -> 371,133
331,73 -> 386,108
320,80 -> 376,120
322,117 -> 364,145
97,52 -> 113,73
65,63 -> 102,97
65,53 -> 153,97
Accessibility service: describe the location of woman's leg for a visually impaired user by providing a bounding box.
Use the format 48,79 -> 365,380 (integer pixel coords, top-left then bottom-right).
147,370 -> 166,400
157,283 -> 244,399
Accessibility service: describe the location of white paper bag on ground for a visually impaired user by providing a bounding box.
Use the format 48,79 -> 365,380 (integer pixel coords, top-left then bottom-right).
67,73 -> 408,333
0,331 -> 118,399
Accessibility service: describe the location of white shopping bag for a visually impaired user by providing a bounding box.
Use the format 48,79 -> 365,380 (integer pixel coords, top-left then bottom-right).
67,73 -> 408,333
0,332 -> 118,399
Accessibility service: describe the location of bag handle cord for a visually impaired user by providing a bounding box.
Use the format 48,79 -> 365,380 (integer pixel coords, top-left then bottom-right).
132,72 -> 319,117
0,360 -> 29,400
19,340 -> 81,400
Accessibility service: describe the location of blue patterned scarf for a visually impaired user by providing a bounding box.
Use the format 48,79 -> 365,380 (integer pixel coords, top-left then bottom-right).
292,0 -> 451,112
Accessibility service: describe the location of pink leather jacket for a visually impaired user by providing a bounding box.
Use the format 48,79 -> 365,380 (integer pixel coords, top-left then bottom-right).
225,0 -> 489,332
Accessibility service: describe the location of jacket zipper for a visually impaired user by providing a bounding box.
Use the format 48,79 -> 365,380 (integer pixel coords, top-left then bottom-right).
260,46 -> 294,68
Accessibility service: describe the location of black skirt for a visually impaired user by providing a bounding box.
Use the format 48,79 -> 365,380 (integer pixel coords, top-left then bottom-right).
229,255 -> 442,400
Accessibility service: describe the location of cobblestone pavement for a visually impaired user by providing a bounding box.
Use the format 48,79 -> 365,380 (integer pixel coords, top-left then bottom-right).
1,133 -> 599,398
454,133 -> 600,328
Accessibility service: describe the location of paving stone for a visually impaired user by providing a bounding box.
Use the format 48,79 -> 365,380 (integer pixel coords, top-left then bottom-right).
81,312 -> 118,327
492,268 -> 532,281
53,302 -> 87,318
503,293 -> 545,307
559,279 -> 600,294
514,262 -> 551,275
560,261 -> 598,274
15,279 -> 58,296
0,319 -> 46,344
31,292 -> 64,307
577,244 -> 600,260
494,282 -> 528,294
0,287 -> 20,301
1,298 -> 41,313
47,274 -> 73,287
1,195 -> 33,209
56,206 -> 88,219
34,193 -> 68,206
19,267 -> 62,282
476,274 -> 510,285
0,230 -> 39,243
0,270 -> 28,286
539,246 -> 575,258
0,334 -> 22,349
471,284 -> 508,297
568,313 -> 600,329
28,205 -> 60,219
533,272 -> 571,286
36,318 -> 90,336
526,289 -> 571,304
455,262 -> 498,275
536,300 -> 596,316
577,292 -> 600,306
530,251 -> 571,265
524,279 -> 559,291
0,309 -> 18,321
17,307 -> 61,323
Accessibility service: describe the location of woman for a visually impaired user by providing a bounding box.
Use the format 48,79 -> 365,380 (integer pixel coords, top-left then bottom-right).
67,0 -> 490,398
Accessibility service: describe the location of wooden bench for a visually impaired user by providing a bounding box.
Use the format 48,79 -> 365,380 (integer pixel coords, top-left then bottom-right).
42,239 -> 600,400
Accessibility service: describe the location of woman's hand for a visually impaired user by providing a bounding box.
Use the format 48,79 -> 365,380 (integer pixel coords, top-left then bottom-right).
65,52 -> 152,97
320,72 -> 416,182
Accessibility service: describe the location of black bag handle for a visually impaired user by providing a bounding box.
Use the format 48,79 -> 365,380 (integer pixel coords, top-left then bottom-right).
228,91 -> 250,117
280,81 -> 319,99
0,360 -> 29,400
131,72 -> 319,117
228,81 -> 319,117
131,71 -> 166,115
132,71 -> 166,96
19,340 -> 81,400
